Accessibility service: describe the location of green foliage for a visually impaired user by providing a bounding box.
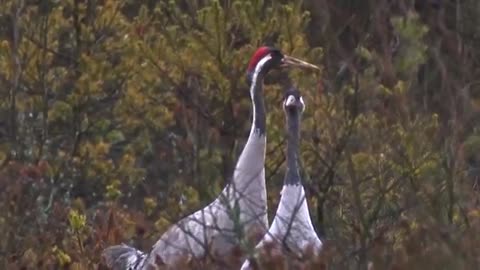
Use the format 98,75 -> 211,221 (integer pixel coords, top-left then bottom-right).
68,209 -> 86,232
391,12 -> 429,77
0,0 -> 479,269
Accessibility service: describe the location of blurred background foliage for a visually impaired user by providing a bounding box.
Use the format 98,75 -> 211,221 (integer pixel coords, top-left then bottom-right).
0,0 -> 480,269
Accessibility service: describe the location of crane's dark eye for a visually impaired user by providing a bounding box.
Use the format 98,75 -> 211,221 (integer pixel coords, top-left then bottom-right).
270,49 -> 283,59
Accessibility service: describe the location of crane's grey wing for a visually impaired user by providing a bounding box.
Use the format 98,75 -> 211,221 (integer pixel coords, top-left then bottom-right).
145,199 -> 230,267
102,244 -> 146,270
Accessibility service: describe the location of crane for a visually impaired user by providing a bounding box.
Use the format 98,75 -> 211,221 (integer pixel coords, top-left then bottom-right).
102,47 -> 319,270
240,88 -> 323,270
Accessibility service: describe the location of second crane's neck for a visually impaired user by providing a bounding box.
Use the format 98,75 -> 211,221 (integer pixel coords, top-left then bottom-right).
284,110 -> 301,185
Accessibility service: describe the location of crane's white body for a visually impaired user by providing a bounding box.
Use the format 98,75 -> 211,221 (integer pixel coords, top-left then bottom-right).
145,133 -> 267,267
240,185 -> 322,270
104,55 -> 271,270
265,185 -> 322,254
136,56 -> 273,269
102,48 -> 321,270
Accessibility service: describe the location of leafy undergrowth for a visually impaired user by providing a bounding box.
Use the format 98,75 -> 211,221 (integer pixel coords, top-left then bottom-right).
2,159 -> 480,270
2,0 -> 480,269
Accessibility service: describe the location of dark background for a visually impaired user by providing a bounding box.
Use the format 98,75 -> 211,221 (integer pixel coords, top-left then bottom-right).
1,0 -> 479,269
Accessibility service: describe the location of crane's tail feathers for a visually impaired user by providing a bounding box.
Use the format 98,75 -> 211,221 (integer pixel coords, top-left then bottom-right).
102,244 -> 147,270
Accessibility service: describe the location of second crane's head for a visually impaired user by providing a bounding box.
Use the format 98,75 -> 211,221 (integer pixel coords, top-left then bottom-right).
283,87 -> 305,115
246,46 -> 319,84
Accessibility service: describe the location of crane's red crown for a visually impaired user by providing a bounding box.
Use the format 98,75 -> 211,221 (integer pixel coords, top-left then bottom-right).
247,46 -> 273,72
245,46 -> 319,84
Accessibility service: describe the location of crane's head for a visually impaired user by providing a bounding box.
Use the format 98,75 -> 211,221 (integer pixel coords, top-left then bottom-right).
246,46 -> 319,84
283,87 -> 305,114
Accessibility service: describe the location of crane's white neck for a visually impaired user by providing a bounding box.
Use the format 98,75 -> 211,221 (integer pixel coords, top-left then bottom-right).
224,54 -> 271,232
229,54 -> 271,206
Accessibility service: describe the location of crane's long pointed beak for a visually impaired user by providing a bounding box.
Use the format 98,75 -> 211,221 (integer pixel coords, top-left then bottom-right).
281,55 -> 320,70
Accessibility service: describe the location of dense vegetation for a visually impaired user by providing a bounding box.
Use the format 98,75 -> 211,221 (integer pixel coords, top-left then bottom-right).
1,0 -> 480,269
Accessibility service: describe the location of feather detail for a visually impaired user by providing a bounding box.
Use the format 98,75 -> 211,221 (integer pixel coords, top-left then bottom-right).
102,244 -> 147,270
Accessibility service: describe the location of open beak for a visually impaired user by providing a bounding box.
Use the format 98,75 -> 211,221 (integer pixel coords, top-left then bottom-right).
281,55 -> 320,70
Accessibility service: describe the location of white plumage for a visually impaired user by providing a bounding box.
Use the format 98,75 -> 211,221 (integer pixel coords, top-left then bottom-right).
103,48 -> 274,270
102,48 -> 320,270
262,185 -> 322,255
241,89 -> 323,270
139,54 -> 273,268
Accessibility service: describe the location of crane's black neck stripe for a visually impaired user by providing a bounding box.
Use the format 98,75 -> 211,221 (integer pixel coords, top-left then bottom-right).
249,55 -> 271,136
284,111 -> 301,185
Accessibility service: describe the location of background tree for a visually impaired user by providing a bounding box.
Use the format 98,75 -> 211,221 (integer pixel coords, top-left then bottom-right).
0,0 -> 479,269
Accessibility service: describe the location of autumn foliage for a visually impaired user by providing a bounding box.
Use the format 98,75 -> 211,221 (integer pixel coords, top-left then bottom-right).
1,0 -> 480,269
